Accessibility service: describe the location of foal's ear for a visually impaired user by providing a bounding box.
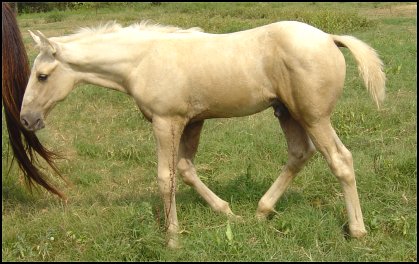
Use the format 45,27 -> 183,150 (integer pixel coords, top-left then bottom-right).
28,30 -> 41,46
28,30 -> 57,55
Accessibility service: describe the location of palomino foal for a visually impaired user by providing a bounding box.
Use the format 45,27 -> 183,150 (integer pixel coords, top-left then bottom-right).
20,21 -> 385,248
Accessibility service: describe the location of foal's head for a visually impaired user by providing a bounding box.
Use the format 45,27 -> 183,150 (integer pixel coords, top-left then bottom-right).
20,31 -> 76,131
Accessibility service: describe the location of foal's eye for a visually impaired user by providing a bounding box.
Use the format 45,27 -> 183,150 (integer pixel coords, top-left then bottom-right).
38,74 -> 48,81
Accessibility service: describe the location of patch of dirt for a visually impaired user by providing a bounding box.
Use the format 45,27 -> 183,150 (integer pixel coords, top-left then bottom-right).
363,3 -> 417,18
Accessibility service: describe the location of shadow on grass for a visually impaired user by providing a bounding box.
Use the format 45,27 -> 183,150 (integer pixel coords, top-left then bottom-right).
173,166 -> 307,217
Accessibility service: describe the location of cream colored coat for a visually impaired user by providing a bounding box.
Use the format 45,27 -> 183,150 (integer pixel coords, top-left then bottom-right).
21,21 -> 385,248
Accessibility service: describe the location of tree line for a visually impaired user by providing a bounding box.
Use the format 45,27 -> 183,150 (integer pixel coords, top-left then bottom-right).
8,2 -> 161,14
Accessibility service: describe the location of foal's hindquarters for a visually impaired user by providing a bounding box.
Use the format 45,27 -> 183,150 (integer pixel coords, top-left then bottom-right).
256,29 -> 367,238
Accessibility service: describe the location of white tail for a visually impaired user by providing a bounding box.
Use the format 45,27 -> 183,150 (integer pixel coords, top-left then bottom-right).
333,35 -> 386,109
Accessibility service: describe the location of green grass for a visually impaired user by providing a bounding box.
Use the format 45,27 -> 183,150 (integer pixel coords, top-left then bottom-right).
2,2 -> 417,261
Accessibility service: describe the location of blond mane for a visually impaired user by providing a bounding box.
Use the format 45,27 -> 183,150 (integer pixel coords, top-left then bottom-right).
52,21 -> 204,43
131,20 -> 204,33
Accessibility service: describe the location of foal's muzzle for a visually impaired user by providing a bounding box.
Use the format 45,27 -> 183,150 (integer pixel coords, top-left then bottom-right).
20,112 -> 45,131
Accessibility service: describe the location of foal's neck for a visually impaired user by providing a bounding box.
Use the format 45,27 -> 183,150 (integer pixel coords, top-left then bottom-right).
59,39 -> 142,93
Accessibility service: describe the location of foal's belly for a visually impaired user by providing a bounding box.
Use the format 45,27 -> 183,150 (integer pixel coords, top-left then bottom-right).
189,88 -> 277,121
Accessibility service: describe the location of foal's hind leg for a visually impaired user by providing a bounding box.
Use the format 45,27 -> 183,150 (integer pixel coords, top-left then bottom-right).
177,121 -> 236,216
304,119 -> 367,238
257,105 -> 316,219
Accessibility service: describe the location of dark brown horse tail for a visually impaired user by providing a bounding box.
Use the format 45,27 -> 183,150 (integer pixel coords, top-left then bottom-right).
2,3 -> 66,199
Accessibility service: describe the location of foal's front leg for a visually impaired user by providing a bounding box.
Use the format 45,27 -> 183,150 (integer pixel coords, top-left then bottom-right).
152,116 -> 185,248
177,120 -> 236,216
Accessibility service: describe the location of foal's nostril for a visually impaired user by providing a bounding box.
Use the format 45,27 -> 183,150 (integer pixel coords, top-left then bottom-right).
34,118 -> 45,130
21,117 -> 29,128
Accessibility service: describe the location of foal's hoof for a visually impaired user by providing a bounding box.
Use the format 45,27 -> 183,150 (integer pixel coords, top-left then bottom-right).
349,228 -> 367,239
255,208 -> 273,221
255,201 -> 276,220
167,238 -> 181,249
256,212 -> 268,221
228,213 -> 243,223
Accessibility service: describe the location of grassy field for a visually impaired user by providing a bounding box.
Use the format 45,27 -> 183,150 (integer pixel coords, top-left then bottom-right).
2,2 -> 416,261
